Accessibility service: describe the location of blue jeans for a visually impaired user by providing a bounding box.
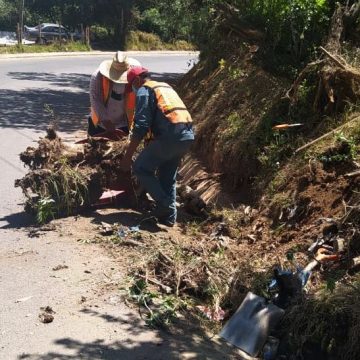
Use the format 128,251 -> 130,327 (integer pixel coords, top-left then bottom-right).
133,139 -> 193,223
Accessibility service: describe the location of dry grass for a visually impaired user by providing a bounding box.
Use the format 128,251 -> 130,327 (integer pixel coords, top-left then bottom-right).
281,277 -> 360,359
125,31 -> 196,51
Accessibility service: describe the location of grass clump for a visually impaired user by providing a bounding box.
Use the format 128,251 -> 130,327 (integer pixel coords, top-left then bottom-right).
0,42 -> 90,54
281,277 -> 360,360
127,278 -> 184,328
125,31 -> 195,51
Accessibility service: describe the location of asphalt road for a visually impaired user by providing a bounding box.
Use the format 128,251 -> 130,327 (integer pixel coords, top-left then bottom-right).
0,52 -> 197,228
0,53 -> 239,360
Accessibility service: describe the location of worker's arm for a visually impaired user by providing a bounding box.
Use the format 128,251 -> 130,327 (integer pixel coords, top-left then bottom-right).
131,87 -> 154,140
119,87 -> 153,172
89,71 -> 113,130
119,137 -> 141,172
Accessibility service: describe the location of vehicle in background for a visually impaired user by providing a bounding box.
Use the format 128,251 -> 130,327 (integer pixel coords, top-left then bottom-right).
24,23 -> 81,43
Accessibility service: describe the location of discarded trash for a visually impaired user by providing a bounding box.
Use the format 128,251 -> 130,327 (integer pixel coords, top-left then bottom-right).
220,292 -> 284,357
263,336 -> 280,360
99,221 -> 115,236
315,247 -> 340,263
269,268 -> 304,309
196,305 -> 226,322
117,225 -> 140,238
129,225 -> 140,232
334,238 -> 345,253
351,256 -> 360,268
93,190 -> 125,207
15,296 -> 33,303
52,264 -> 68,271
39,306 -> 55,324
272,123 -> 303,130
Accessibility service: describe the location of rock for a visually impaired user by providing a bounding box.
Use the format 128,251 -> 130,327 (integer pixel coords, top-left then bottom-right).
39,306 -> 55,324
52,264 -> 68,271
39,313 -> 54,324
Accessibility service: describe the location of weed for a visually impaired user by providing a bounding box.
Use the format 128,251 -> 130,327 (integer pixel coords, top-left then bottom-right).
127,278 -> 181,328
47,158 -> 89,216
219,112 -> 245,145
182,220 -> 202,236
228,66 -> 245,80
218,58 -> 226,70
271,191 -> 292,209
268,172 -> 288,195
36,197 -> 56,224
318,132 -> 357,163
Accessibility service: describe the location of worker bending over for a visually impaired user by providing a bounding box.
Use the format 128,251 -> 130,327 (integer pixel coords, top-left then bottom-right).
120,66 -> 194,226
88,51 -> 140,136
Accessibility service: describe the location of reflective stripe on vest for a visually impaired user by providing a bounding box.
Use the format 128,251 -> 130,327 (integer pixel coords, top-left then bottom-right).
144,80 -> 192,124
90,75 -> 135,127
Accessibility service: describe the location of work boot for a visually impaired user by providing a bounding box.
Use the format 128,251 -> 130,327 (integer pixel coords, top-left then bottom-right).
150,205 -> 175,227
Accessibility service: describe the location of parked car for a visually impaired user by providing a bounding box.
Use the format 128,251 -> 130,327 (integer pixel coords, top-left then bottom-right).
24,23 -> 81,43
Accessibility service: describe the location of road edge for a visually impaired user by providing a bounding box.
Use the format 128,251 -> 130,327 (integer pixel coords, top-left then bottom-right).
0,50 -> 199,60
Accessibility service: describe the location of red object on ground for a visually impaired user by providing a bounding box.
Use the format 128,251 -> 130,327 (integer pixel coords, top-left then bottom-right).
93,190 -> 125,207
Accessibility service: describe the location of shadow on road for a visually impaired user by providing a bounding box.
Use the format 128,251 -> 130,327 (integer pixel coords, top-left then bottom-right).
0,71 -> 183,133
0,72 -> 90,133
8,72 -> 90,91
18,309 -> 235,360
0,211 -> 33,229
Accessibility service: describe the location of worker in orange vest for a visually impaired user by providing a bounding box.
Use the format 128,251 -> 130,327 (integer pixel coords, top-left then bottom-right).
88,51 -> 140,136
120,66 -> 194,226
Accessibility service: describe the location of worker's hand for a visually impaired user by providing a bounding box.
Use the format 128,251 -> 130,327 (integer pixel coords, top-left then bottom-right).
119,156 -> 132,173
101,120 -> 116,132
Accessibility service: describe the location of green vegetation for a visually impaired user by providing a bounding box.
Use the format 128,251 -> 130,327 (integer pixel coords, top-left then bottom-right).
128,278 -> 184,328
3,0 -> 353,55
36,196 -> 56,224
0,41 -> 90,54
125,31 -> 195,51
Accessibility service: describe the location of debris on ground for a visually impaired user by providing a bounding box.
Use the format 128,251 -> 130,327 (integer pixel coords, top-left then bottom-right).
15,296 -> 33,303
196,305 -> 226,322
52,264 -> 69,271
98,221 -> 117,236
39,306 -> 55,324
177,184 -> 207,215
15,126 -> 136,223
220,292 -> 284,357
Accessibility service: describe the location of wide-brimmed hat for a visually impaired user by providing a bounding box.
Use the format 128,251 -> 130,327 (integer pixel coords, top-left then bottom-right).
99,51 -> 141,84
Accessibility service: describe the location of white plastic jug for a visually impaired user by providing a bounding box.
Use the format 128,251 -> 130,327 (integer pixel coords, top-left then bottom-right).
220,292 -> 284,357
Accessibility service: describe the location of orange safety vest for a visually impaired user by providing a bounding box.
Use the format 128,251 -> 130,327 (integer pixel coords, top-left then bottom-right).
143,80 -> 192,124
90,75 -> 136,128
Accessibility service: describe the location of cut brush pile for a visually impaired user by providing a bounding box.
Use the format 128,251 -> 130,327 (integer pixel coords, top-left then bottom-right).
15,126 -> 133,223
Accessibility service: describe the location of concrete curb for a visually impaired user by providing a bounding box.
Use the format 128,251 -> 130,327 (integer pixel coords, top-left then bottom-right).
0,50 -> 199,60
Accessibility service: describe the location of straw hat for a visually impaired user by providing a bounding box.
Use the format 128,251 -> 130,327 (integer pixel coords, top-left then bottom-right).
99,51 -> 141,84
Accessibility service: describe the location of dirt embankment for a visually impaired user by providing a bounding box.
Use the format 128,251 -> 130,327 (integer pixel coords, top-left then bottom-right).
15,43 -> 360,359
175,41 -> 360,358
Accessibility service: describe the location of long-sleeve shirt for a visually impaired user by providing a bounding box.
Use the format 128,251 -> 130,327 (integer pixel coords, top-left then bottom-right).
131,86 -> 194,142
89,69 -> 127,128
